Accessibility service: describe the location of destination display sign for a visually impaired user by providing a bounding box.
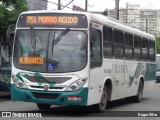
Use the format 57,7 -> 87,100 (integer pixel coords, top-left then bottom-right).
19,57 -> 44,65
17,13 -> 88,28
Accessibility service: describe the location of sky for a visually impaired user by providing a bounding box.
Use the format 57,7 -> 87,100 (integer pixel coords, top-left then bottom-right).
47,0 -> 160,11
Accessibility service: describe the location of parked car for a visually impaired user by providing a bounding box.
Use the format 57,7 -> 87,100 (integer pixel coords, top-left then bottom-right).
156,54 -> 160,83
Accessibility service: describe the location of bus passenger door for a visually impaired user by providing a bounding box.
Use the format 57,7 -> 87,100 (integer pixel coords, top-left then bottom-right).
88,23 -> 104,105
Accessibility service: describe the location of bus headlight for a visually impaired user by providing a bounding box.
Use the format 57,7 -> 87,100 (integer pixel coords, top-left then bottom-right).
12,77 -> 27,89
66,78 -> 87,91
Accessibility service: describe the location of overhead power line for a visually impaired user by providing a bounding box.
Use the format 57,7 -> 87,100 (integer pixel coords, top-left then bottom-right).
42,0 -> 72,9
61,0 -> 75,10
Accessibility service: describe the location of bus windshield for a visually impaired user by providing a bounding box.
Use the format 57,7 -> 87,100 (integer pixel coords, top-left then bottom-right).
14,29 -> 87,73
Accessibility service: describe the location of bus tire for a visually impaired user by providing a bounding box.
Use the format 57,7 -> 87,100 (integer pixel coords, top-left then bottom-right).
36,103 -> 51,110
93,85 -> 107,112
133,80 -> 144,103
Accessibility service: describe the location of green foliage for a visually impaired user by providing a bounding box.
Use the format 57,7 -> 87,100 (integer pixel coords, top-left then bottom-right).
0,0 -> 28,37
156,36 -> 160,54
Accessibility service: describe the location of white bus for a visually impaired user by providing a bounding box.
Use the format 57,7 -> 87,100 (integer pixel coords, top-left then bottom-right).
11,10 -> 156,112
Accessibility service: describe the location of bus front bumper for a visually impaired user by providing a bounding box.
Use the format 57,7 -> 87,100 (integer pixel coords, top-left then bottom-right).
11,85 -> 88,106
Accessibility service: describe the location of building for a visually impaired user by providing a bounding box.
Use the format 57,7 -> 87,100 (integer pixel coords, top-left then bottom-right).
107,4 -> 160,36
127,4 -> 140,29
140,9 -> 158,35
157,13 -> 160,35
26,0 -> 47,10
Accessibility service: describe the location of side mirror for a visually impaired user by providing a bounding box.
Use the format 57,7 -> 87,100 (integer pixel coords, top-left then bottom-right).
6,32 -> 14,42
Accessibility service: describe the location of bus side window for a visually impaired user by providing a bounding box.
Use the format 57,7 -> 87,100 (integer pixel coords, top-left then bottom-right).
134,36 -> 141,60
142,38 -> 149,61
149,40 -> 155,61
90,28 -> 102,68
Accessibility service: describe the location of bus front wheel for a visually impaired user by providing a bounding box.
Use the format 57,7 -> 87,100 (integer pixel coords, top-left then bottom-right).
93,85 -> 107,112
36,103 -> 51,110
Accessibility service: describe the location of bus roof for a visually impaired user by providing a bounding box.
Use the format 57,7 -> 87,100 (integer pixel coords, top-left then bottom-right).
19,10 -> 155,40
89,13 -> 155,40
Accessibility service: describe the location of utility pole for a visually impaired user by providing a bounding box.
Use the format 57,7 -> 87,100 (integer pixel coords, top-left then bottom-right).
125,3 -> 128,24
58,0 -> 61,10
115,0 -> 119,20
85,0 -> 88,11
146,17 -> 149,33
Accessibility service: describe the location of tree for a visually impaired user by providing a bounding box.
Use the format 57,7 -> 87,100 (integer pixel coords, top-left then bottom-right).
156,36 -> 160,54
0,0 -> 28,37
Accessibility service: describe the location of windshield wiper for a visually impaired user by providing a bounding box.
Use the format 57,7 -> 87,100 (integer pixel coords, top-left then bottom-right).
52,28 -> 70,55
52,32 -> 56,56
30,28 -> 34,48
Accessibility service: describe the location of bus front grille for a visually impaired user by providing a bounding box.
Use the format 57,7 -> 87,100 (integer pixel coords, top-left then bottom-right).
30,85 -> 64,89
32,92 -> 59,99
24,75 -> 71,84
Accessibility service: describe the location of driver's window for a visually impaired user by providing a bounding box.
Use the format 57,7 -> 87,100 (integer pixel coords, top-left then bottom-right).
90,28 -> 102,68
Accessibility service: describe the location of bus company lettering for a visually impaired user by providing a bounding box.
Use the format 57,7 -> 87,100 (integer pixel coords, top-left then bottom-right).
19,57 -> 44,64
26,16 -> 78,25
112,64 -> 128,73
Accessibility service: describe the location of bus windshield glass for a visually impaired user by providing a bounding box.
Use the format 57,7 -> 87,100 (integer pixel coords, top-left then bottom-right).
14,29 -> 87,73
